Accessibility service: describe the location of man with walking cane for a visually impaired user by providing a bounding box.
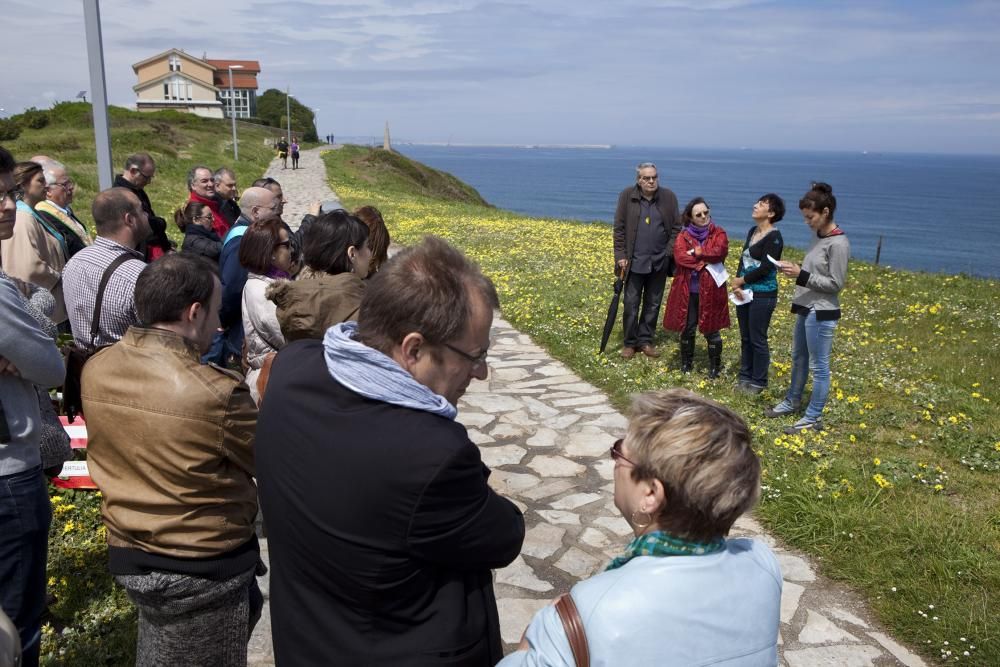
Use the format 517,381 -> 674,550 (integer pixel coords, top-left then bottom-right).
612,162 -> 681,359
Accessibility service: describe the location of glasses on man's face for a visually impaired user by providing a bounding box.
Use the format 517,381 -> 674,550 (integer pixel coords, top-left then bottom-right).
139,170 -> 155,181
442,341 -> 488,370
51,179 -> 75,191
0,187 -> 25,205
610,438 -> 637,466
638,175 -> 658,182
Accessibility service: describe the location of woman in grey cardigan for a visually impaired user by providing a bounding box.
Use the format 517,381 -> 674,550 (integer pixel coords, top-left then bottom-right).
765,182 -> 850,434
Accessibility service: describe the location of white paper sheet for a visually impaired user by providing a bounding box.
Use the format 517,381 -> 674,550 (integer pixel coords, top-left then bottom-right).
766,254 -> 783,266
706,262 -> 729,287
730,289 -> 753,306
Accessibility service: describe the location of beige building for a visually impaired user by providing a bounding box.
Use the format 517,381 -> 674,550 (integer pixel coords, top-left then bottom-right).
132,49 -> 261,119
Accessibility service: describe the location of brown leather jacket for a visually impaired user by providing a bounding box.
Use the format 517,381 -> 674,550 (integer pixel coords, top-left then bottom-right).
82,327 -> 258,558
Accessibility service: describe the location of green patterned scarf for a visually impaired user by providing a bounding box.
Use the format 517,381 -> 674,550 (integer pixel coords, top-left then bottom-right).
606,531 -> 725,571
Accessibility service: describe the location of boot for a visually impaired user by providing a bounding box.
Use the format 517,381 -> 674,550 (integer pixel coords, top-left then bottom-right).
707,339 -> 723,379
679,335 -> 695,373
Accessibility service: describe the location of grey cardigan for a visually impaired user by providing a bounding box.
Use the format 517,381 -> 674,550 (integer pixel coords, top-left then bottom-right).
0,275 -> 66,476
791,229 -> 850,320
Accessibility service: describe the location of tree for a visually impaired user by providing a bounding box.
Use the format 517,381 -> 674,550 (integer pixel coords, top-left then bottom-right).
256,89 -> 318,142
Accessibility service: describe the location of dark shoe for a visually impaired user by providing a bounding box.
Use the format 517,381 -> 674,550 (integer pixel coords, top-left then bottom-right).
735,382 -> 764,395
621,346 -> 636,360
640,344 -> 660,359
764,399 -> 801,418
707,340 -> 722,379
679,335 -> 695,373
783,417 -> 824,434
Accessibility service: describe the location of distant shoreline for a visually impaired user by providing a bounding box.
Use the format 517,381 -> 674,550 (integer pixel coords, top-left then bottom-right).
398,142 -> 614,150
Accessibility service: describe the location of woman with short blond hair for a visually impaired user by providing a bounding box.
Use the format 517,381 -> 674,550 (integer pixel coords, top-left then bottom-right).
500,389 -> 781,667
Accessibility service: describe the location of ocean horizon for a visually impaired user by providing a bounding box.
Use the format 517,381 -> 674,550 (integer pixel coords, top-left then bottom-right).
395,144 -> 1000,279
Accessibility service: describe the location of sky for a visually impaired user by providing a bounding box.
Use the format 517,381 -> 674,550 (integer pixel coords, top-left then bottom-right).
5,0 -> 1000,154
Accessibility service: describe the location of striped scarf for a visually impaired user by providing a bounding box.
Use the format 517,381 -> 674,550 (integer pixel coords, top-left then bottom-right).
35,200 -> 93,246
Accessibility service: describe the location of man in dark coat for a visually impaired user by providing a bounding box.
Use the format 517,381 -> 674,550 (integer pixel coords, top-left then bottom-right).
612,161 -> 681,359
213,167 -> 241,226
255,236 -> 525,666
113,153 -> 173,262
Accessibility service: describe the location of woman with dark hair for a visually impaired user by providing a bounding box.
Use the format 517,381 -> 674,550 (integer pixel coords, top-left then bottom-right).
731,194 -> 785,393
499,389 -> 781,667
267,209 -> 370,341
766,182 -> 850,433
662,198 -> 730,378
240,219 -> 293,404
352,205 -> 390,274
175,201 -> 222,260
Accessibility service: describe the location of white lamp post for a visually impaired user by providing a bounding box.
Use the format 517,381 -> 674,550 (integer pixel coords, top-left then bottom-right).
227,64 -> 243,160
286,88 -> 293,144
312,108 -> 320,142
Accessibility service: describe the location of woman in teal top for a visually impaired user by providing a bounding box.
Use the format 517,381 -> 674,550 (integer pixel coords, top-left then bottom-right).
731,193 -> 785,393
499,389 -> 782,667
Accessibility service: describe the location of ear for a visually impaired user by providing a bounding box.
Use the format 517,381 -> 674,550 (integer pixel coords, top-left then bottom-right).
397,332 -> 426,372
186,300 -> 203,325
641,478 -> 667,515
346,245 -> 358,263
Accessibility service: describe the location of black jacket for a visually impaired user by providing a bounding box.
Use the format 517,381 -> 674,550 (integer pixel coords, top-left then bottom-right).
255,340 -> 525,665
113,175 -> 173,261
180,224 -> 222,261
219,197 -> 241,227
613,185 -> 682,276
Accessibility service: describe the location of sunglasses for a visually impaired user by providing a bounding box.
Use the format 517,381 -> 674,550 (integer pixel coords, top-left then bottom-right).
638,175 -> 658,182
693,211 -> 710,218
610,438 -> 637,466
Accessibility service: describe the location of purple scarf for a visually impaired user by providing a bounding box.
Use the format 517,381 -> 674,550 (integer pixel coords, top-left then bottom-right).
266,267 -> 291,280
685,223 -> 711,293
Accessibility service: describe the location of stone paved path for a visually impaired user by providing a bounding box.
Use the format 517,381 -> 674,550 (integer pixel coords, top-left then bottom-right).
248,148 -> 927,666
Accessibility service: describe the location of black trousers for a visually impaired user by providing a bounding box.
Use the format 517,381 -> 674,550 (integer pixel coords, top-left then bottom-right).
682,293 -> 722,345
622,268 -> 668,348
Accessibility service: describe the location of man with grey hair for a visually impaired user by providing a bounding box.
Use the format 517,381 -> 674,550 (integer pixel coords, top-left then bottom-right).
203,187 -> 279,366
187,165 -> 228,239
613,162 -> 681,359
62,188 -> 151,347
114,152 -> 172,261
256,236 -> 525,665
214,167 -> 241,226
35,159 -> 91,252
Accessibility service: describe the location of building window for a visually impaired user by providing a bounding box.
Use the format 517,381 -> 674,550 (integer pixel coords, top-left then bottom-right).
163,83 -> 169,100
169,55 -> 181,72
164,76 -> 192,101
219,88 -> 256,119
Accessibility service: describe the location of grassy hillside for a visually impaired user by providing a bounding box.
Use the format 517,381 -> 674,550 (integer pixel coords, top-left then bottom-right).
4,102 -> 284,242
327,145 -> 999,665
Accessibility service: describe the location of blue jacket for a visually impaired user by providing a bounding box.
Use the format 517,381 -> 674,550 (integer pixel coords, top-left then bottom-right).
219,216 -> 250,328
497,538 -> 782,667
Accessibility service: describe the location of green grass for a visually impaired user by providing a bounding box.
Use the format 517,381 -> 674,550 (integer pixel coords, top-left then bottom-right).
326,145 -> 999,666
5,102 -> 285,245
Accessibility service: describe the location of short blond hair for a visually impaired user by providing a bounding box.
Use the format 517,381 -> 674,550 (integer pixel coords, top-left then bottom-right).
626,389 -> 760,542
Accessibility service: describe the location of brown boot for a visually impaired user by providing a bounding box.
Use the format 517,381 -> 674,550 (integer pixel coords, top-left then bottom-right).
640,344 -> 660,359
621,346 -> 636,360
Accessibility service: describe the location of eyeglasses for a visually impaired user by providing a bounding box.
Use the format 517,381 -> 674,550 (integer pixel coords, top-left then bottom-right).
50,179 -> 75,190
0,187 -> 25,205
274,240 -> 290,248
138,170 -> 155,180
442,342 -> 488,369
693,210 -> 711,218
610,438 -> 637,466
638,175 -> 658,182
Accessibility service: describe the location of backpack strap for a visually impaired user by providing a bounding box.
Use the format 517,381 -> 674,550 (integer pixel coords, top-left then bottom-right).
223,224 -> 248,246
89,253 -> 133,348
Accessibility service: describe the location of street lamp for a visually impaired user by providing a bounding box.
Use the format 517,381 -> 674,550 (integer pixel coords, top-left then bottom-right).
312,108 -> 320,142
286,88 -> 293,144
227,64 -> 244,161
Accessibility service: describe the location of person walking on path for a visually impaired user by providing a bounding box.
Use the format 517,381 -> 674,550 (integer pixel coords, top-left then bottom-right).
765,182 -> 850,434
276,138 -> 289,170
613,162 -> 681,360
731,194 -> 785,393
289,139 -> 300,170
663,198 -> 730,378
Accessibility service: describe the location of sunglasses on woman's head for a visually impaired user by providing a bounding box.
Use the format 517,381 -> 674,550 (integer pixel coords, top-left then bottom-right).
610,438 -> 637,466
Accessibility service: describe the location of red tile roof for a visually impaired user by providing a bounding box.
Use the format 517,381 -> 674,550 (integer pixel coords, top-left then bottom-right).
206,59 -> 261,89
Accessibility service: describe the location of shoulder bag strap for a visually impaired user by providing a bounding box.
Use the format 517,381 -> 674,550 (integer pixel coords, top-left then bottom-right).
90,253 -> 133,347
554,593 -> 590,667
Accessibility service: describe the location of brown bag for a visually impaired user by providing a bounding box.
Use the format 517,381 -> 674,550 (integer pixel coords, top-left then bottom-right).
554,593 -> 589,667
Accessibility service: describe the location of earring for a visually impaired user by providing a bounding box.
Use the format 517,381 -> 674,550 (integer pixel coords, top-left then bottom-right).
630,510 -> 653,529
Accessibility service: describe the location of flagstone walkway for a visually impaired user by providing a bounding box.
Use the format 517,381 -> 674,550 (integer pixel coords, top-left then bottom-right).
248,148 -> 926,666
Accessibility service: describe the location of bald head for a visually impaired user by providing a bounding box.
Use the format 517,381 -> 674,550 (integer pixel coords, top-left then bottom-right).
240,187 -> 278,224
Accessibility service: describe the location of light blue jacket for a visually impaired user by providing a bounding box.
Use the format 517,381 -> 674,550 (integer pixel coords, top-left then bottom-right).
497,538 -> 781,667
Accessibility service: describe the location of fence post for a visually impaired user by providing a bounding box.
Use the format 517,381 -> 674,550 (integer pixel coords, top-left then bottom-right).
875,235 -> 883,265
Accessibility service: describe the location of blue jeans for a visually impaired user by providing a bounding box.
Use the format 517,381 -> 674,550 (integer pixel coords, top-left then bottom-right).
202,326 -> 244,367
0,466 -> 51,666
736,296 -> 777,387
786,311 -> 838,421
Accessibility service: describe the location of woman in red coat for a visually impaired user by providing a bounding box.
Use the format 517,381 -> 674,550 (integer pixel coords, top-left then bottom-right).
663,198 -> 730,378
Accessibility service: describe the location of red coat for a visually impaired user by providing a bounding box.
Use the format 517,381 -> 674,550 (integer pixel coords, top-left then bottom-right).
663,224 -> 731,334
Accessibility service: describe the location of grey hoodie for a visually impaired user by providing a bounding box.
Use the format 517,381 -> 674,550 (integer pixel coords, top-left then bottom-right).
0,275 -> 66,476
791,230 -> 850,320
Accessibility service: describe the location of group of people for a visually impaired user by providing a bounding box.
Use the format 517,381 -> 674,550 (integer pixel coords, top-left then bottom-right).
1,143 -> 801,666
275,137 -> 301,170
614,162 -> 851,434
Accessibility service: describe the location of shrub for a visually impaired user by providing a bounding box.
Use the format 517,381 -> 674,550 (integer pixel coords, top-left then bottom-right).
18,107 -> 50,130
0,118 -> 21,140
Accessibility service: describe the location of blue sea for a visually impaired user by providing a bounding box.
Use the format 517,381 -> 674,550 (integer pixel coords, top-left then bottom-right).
395,145 -> 1000,278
